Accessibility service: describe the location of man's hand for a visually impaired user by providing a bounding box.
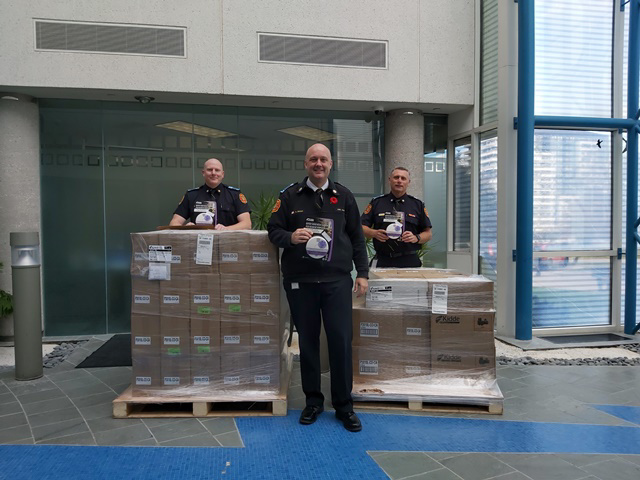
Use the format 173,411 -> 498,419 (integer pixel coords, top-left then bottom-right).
353,277 -> 368,296
291,228 -> 313,244
401,231 -> 419,243
372,229 -> 389,242
214,224 -> 228,230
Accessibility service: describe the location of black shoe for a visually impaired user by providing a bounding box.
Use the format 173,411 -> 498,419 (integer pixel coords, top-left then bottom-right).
299,405 -> 324,425
335,411 -> 362,432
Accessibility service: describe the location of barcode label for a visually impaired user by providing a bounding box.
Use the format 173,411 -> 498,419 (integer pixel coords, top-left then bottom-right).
360,322 -> 379,337
224,375 -> 240,385
254,375 -> 271,384
194,336 -> 210,345
134,336 -> 151,346
359,360 -> 379,375
222,253 -> 238,262
163,295 -> 179,304
163,376 -> 180,386
224,295 -> 240,303
163,336 -> 180,345
135,376 -> 151,386
224,335 -> 240,344
253,335 -> 270,345
253,294 -> 270,303
252,252 -> 269,262
134,295 -> 150,304
193,376 -> 210,385
406,327 -> 422,336
193,295 -> 210,304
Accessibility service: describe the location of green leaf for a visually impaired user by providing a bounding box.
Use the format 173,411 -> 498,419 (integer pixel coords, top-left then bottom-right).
250,192 -> 278,231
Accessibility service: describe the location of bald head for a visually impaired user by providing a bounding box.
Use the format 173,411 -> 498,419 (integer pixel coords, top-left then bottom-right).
304,143 -> 333,188
202,158 -> 225,188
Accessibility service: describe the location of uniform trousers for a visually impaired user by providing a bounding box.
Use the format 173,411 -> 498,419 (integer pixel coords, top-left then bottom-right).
284,276 -> 353,414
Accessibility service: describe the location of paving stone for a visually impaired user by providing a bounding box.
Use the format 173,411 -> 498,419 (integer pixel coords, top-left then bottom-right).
21,396 -> 75,416
32,417 -> 89,443
0,401 -> 22,417
87,416 -> 142,433
215,430 -> 243,447
0,425 -> 32,444
16,388 -> 65,405
441,453 -> 515,480
37,431 -> 97,446
94,424 -> 154,446
148,419 -> 207,443
372,452 -> 442,479
1,412 -> 28,429
27,407 -> 83,428
159,433 -> 222,447
199,417 -> 238,436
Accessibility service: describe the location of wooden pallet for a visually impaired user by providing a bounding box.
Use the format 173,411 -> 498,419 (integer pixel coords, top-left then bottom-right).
113,387 -> 287,418
354,398 -> 503,415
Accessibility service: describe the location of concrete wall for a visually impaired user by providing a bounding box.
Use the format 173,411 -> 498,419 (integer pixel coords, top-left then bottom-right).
0,0 -> 474,107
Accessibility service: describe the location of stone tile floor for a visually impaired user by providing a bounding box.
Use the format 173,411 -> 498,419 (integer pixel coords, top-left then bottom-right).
1,336 -> 639,479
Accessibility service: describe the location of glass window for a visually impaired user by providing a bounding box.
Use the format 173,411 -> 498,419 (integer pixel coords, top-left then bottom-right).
535,0 -> 613,117
479,130 -> 498,282
480,0 -> 498,125
533,130 -> 612,251
453,138 -> 472,251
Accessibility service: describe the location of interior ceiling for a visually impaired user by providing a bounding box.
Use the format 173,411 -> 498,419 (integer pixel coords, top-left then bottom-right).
5,86 -> 468,116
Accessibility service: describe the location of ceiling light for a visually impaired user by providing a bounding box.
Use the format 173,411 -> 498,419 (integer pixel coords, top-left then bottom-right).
278,126 -> 336,141
156,121 -> 237,139
135,96 -> 155,104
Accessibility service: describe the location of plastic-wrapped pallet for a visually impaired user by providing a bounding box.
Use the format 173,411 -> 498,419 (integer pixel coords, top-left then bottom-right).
129,229 -> 287,398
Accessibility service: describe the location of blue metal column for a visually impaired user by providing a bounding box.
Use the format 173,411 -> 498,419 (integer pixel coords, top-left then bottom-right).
625,0 -> 640,334
516,0 -> 535,340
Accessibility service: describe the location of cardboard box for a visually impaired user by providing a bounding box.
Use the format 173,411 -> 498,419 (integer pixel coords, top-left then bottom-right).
250,347 -> 281,389
220,350 -> 251,388
189,320 -> 221,389
190,231 -> 219,275
247,233 -> 280,274
131,276 -> 160,315
402,311 -> 430,349
430,312 -> 495,352
250,274 -> 280,315
250,315 -> 282,350
220,314 -> 251,351
219,231 -> 252,274
131,314 -> 160,351
352,306 -> 403,349
428,277 -> 494,313
353,346 -> 403,382
430,345 -> 496,376
156,232 -> 191,277
397,350 -> 431,378
161,354 -> 191,388
220,274 -> 250,315
159,276 -> 189,318
190,274 -> 221,318
132,353 -> 162,393
130,232 -> 159,277
369,268 -> 463,280
160,316 -> 190,357
190,316 -> 221,352
366,278 -> 429,310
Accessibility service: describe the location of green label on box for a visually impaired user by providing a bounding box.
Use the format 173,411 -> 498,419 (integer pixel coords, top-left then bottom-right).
197,306 -> 212,315
168,347 -> 181,356
197,346 -> 211,354
229,305 -> 241,312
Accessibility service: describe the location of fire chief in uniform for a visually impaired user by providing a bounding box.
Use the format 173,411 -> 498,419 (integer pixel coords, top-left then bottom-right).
267,143 -> 368,432
361,167 -> 432,267
169,158 -> 251,229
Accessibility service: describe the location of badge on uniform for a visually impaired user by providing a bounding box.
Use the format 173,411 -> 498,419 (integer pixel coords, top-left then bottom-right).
239,193 -> 248,204
363,204 -> 372,214
272,199 -> 281,213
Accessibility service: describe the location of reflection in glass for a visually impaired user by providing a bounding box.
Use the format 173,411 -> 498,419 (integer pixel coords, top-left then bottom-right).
453,138 -> 472,251
479,131 -> 498,284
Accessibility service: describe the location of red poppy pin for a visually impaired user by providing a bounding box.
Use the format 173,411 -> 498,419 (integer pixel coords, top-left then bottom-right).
330,197 -> 338,204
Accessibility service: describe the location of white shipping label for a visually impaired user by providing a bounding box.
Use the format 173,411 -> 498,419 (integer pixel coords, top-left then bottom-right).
255,375 -> 271,384
253,335 -> 270,345
221,252 -> 238,262
224,335 -> 240,344
163,376 -> 180,386
253,294 -> 270,303
163,295 -> 180,304
171,255 -> 181,264
405,366 -> 422,375
360,322 -> 379,337
163,336 -> 180,345
193,376 -> 210,385
193,294 -> 210,304
149,245 -> 172,263
368,286 -> 393,301
134,295 -> 150,304
406,327 -> 422,336
431,284 -> 449,314
135,376 -> 152,386
196,233 -> 214,265
134,336 -> 151,346
252,252 -> 269,262
224,295 -> 240,303
148,263 -> 170,281
224,375 -> 240,385
194,336 -> 210,345
359,360 -> 379,375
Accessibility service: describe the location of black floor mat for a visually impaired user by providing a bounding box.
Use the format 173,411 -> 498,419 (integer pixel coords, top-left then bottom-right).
76,334 -> 132,368
540,333 -> 631,345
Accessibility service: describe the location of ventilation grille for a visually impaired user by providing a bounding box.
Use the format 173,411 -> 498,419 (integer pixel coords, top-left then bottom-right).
35,20 -> 185,57
259,33 -> 386,69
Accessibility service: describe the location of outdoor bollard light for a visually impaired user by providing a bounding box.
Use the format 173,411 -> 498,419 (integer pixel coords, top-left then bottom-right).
10,232 -> 43,380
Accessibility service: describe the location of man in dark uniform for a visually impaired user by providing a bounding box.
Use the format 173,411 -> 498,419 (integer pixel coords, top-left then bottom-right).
267,143 -> 368,432
169,158 -> 252,229
361,167 -> 432,267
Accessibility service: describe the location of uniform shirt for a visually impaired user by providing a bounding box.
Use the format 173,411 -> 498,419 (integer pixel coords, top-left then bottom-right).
361,192 -> 432,257
173,183 -> 251,226
267,177 -> 369,282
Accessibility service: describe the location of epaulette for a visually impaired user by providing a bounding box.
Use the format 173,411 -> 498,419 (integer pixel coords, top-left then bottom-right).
227,185 -> 240,191
187,187 -> 199,192
372,194 -> 385,201
406,194 -> 422,202
280,182 -> 296,193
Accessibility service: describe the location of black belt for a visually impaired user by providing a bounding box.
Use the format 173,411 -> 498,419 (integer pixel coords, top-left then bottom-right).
378,251 -> 418,259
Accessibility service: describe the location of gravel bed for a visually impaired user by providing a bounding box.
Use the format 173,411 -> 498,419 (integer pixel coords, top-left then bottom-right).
497,342 -> 640,366
43,340 -> 88,368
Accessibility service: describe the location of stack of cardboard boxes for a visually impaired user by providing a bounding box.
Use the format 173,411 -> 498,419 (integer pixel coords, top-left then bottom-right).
130,230 -> 284,397
353,268 -> 496,387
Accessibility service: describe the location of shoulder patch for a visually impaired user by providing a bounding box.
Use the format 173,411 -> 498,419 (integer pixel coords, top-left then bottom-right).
227,185 -> 240,191
239,193 -> 248,204
424,206 -> 429,217
272,198 -> 281,213
280,182 -> 296,194
363,204 -> 372,215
